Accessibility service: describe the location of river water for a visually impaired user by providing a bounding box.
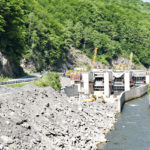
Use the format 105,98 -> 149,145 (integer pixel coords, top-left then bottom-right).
102,94 -> 150,150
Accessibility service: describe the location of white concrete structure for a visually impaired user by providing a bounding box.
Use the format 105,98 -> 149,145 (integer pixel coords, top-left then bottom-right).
118,84 -> 148,113
76,82 -> 81,92
124,72 -> 130,91
82,72 -> 90,95
71,80 -> 75,85
70,69 -> 149,99
104,72 -> 110,97
146,75 -> 150,84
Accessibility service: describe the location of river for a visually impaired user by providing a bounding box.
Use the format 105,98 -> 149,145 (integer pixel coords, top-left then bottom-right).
102,94 -> 150,150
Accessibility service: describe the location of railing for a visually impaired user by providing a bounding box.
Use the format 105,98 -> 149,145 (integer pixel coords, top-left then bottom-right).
0,77 -> 41,85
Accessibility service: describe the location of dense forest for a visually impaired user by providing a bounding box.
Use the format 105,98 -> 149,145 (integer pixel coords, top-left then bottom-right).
1,0 -> 150,72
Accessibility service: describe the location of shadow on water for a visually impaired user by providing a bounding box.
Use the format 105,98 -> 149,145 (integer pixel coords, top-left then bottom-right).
98,94 -> 150,150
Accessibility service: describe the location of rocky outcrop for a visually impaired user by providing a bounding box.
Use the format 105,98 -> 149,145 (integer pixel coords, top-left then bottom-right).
62,47 -> 110,71
61,47 -> 146,71
20,58 -> 36,74
111,56 -> 146,70
20,48 -> 147,73
0,52 -> 23,77
20,47 -> 110,73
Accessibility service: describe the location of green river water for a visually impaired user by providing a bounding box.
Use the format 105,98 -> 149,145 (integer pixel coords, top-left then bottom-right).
102,94 -> 150,150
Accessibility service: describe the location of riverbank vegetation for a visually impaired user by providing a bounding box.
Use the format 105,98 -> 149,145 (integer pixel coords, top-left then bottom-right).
148,85 -> 150,94
6,82 -> 29,87
1,0 -> 150,73
5,72 -> 61,91
34,72 -> 61,91
0,76 -> 12,82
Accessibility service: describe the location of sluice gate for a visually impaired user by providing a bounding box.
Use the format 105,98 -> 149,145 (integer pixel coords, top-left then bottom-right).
69,69 -> 150,99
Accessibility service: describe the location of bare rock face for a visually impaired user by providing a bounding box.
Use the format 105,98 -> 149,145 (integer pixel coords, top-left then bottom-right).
67,48 -> 147,70
0,52 -> 23,77
20,48 -> 147,73
20,47 -> 110,73
63,47 -> 110,70
111,57 -> 146,70
20,58 -> 36,74
111,57 -> 130,66
68,47 -> 93,67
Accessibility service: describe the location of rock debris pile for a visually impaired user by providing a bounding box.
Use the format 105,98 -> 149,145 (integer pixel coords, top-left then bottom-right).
0,84 -> 117,150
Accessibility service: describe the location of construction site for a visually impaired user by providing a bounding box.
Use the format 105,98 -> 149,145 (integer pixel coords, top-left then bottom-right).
65,68 -> 150,99
64,49 -> 150,102
0,49 -> 149,150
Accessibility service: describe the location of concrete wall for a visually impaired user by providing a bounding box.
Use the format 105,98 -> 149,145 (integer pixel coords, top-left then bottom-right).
64,85 -> 79,97
146,75 -> 150,84
104,72 -> 110,97
82,72 -> 90,95
118,84 -> 148,113
124,72 -> 130,91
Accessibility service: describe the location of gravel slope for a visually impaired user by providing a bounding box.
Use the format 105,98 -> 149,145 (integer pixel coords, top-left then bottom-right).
0,84 -> 117,150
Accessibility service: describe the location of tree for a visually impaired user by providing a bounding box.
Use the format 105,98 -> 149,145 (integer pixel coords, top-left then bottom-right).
0,0 -> 25,63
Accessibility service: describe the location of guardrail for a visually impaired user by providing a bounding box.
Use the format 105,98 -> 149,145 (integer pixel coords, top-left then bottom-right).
0,77 -> 41,85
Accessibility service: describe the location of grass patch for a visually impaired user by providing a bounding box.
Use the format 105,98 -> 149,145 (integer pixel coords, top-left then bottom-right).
26,72 -> 41,76
33,72 -> 61,91
4,72 -> 61,91
6,82 -> 29,87
0,76 -> 12,82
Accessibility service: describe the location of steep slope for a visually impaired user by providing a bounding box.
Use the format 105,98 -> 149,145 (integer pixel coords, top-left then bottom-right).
1,0 -> 150,76
23,0 -> 150,69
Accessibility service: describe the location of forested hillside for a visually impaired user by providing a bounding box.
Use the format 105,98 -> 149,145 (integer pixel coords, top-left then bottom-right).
0,0 -> 150,74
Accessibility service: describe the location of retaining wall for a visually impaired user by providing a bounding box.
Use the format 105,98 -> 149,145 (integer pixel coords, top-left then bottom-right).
118,84 -> 148,113
64,85 -> 79,97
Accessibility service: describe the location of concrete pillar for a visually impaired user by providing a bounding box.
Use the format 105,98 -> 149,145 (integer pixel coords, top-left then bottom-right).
71,80 -> 74,85
146,75 -> 150,84
104,72 -> 110,97
82,72 -> 90,95
76,83 -> 81,93
124,72 -> 130,91
149,94 -> 150,107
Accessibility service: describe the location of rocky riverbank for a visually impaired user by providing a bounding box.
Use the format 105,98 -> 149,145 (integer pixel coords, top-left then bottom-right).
0,84 -> 118,150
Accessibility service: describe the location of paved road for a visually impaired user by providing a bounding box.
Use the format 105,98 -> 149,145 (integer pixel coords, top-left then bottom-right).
0,74 -> 42,85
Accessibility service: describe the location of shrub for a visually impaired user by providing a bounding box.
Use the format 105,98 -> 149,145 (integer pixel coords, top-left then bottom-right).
34,72 -> 61,91
148,85 -> 150,94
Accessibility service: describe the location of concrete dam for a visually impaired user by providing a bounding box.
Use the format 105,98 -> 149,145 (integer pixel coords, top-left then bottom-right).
64,69 -> 150,112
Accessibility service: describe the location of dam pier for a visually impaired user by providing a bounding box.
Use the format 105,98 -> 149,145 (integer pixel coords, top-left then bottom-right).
65,68 -> 150,112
